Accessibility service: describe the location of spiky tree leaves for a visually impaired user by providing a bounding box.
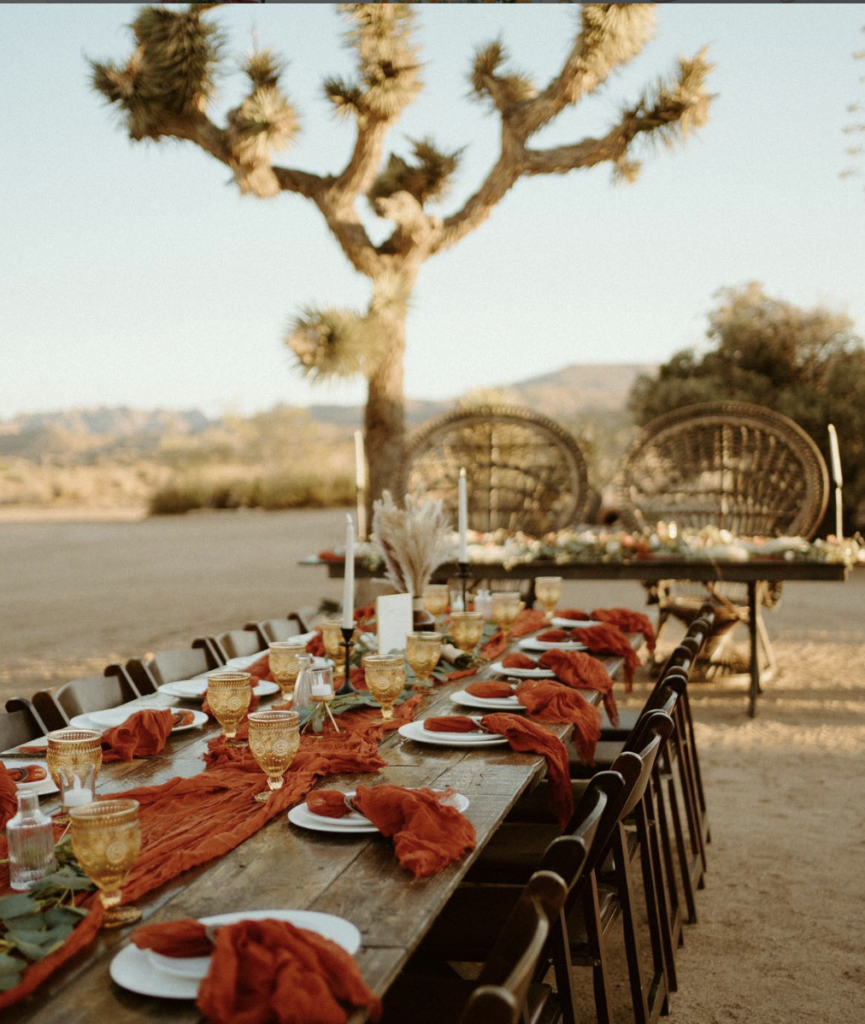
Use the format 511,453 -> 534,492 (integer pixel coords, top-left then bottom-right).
91,3 -> 715,503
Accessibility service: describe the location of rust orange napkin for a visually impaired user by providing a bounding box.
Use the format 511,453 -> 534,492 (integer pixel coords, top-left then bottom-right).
537,628 -> 571,643
100,709 -> 175,763
538,650 -> 619,728
1,763 -> 19,829
570,623 -> 639,689
465,681 -> 515,699
132,917 -> 381,1024
515,680 -> 602,766
592,607 -> 656,652
422,714 -> 573,830
502,653 -> 538,671
3,764 -> 47,785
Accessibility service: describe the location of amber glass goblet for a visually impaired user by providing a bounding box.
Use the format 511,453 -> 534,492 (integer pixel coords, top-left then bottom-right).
70,798 -> 141,928
207,672 -> 252,743
405,632 -> 443,688
491,592 -> 522,641
321,620 -> 354,681
449,611 -> 485,653
423,584 -> 449,618
535,576 -> 563,623
248,710 -> 300,803
46,728 -> 103,825
268,641 -> 307,698
362,654 -> 406,723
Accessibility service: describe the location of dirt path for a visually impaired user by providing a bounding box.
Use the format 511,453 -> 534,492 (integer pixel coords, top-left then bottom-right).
1,511 -> 863,1022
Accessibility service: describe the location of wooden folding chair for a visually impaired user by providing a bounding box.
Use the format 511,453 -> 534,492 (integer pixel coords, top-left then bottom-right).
1,699 -> 49,752
128,645 -> 217,693
31,666 -> 141,731
198,627 -> 264,666
245,614 -> 308,645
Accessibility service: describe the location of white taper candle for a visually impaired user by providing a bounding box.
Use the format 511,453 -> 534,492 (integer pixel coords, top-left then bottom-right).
342,514 -> 355,628
458,467 -> 468,563
354,430 -> 367,541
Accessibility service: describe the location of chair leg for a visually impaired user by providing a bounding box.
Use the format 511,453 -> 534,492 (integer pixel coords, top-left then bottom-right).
664,756 -> 698,925
638,789 -> 678,996
580,873 -> 615,1024
611,822 -> 654,1024
549,906 -> 580,1024
652,759 -> 686,942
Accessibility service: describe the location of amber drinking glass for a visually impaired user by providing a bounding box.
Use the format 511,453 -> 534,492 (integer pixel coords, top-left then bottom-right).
449,611 -> 485,653
405,632 -> 443,688
247,710 -> 300,802
321,620 -> 354,680
422,584 -> 449,618
491,592 -> 522,641
535,576 -> 563,622
268,641 -> 307,697
207,672 -> 252,742
46,729 -> 103,824
70,798 -> 141,928
362,654 -> 406,722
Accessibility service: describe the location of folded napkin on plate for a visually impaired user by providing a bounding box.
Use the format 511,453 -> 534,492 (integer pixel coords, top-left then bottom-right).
246,655 -> 275,685
538,650 -> 618,728
100,709 -> 175,763
465,681 -> 514,699
132,917 -> 381,1024
510,609 -> 549,637
423,714 -> 573,830
556,608 -> 591,621
4,764 -> 47,785
305,631 -> 327,658
569,624 -> 639,689
1,763 -> 19,829
536,629 -> 571,643
502,653 -> 538,671
306,790 -> 355,819
592,608 -> 656,652
515,680 -> 602,766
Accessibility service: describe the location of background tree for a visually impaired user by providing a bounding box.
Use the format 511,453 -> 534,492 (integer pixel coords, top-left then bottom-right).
628,282 -> 865,533
91,2 -> 713,503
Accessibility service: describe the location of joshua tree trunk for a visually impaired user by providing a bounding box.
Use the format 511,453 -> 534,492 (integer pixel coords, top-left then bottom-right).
364,296 -> 407,505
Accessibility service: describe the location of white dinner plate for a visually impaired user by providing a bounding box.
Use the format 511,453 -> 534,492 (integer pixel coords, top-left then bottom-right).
224,651 -> 269,669
518,638 -> 587,653
1,758 -> 58,796
551,618 -> 602,630
75,708 -> 209,732
449,690 -> 524,712
157,679 -> 280,701
397,720 -> 509,748
111,909 -> 361,999
488,661 -> 555,680
297,788 -> 471,831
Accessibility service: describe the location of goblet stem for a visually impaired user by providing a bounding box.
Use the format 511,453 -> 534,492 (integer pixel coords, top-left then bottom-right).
100,890 -> 141,929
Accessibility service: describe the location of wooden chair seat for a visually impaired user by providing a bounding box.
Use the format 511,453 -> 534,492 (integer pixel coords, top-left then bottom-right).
383,972 -> 554,1024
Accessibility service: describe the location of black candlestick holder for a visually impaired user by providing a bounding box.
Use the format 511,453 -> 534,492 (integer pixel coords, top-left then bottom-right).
336,626 -> 356,696
456,561 -> 472,610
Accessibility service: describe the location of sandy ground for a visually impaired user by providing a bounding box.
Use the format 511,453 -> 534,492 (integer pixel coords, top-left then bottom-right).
1,509 -> 863,1022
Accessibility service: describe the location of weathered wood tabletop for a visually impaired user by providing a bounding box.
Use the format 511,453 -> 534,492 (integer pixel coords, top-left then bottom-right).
7,634 -> 638,1023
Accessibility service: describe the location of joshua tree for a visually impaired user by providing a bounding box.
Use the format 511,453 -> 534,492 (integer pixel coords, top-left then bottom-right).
91,2 -> 713,503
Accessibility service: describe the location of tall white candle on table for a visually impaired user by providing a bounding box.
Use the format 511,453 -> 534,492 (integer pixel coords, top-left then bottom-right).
342,514 -> 355,629
354,430 -> 367,541
828,424 -> 843,537
458,467 -> 468,563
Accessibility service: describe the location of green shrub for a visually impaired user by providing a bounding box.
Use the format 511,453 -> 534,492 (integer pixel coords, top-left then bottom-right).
148,474 -> 354,515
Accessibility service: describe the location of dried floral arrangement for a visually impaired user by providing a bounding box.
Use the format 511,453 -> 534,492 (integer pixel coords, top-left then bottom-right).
371,490 -> 452,597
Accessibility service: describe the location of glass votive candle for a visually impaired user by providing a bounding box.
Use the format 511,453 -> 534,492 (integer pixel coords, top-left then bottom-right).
310,665 -> 335,702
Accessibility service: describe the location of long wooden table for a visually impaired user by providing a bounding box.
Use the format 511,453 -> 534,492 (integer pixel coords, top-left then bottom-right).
304,555 -> 850,717
7,634 -> 637,1023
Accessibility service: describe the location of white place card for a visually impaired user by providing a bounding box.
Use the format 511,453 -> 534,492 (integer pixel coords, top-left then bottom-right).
376,593 -> 413,655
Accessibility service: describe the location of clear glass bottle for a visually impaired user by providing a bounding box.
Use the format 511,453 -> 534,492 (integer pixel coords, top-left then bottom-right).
7,792 -> 56,890
475,588 -> 493,620
292,654 -> 314,710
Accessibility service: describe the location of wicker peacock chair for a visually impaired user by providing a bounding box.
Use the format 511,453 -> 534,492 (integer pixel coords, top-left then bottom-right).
618,401 -> 830,678
400,406 -> 589,596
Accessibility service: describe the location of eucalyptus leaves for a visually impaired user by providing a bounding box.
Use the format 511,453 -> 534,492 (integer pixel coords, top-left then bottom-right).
0,839 -> 94,992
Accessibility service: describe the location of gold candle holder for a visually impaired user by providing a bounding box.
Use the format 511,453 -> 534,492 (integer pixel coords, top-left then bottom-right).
362,654 -> 406,722
449,611 -> 485,653
491,592 -> 522,641
405,632 -> 443,688
534,576 -> 563,622
46,728 -> 103,825
248,710 -> 300,802
207,672 -> 252,743
70,798 -> 141,929
423,584 -> 449,618
268,640 -> 307,698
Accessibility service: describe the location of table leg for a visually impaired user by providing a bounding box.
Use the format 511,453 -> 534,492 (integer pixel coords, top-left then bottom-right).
747,582 -> 760,718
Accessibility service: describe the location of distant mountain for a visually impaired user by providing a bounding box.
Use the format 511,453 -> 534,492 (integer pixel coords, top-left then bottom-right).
0,364 -> 654,461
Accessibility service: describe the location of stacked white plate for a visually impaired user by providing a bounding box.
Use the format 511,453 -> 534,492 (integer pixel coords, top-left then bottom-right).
397,719 -> 509,748
488,661 -> 555,680
518,638 -> 587,653
157,679 -> 280,701
69,707 -> 209,733
1,757 -> 58,796
551,618 -> 602,630
449,688 -> 523,712
110,910 -> 361,999
288,789 -> 471,834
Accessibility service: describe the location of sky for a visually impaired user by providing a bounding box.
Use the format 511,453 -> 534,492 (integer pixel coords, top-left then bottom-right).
1,3 -> 864,419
